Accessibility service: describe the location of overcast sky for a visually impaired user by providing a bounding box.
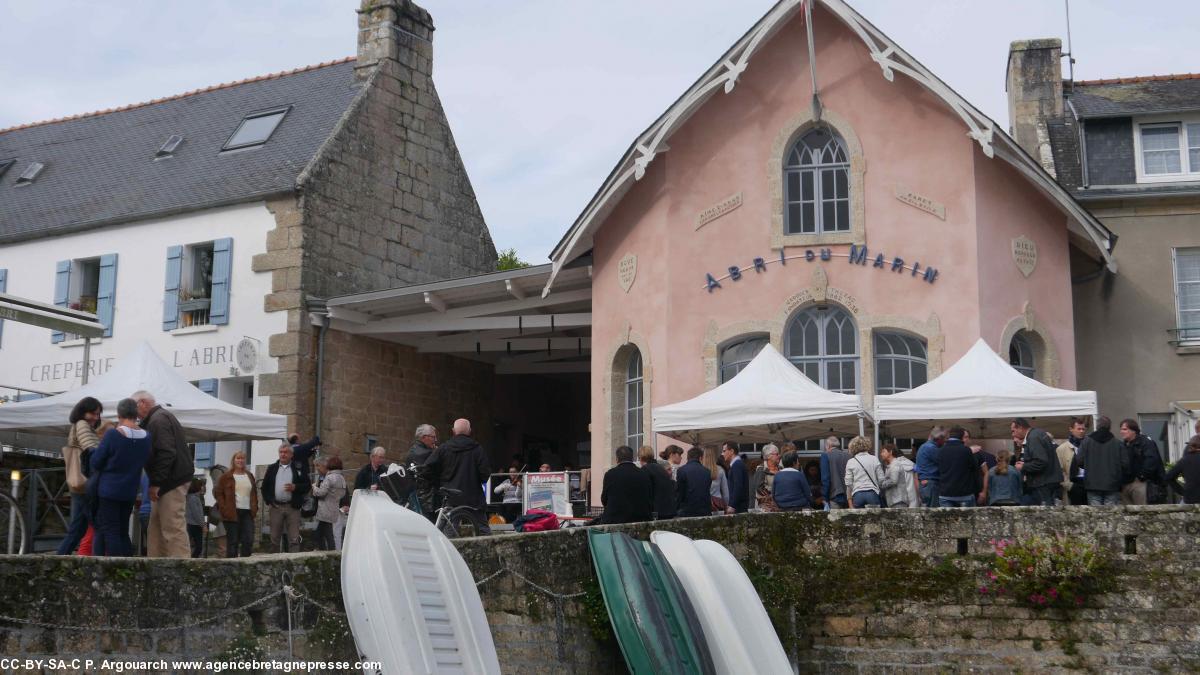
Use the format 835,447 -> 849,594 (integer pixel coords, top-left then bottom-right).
2,0 -> 1197,263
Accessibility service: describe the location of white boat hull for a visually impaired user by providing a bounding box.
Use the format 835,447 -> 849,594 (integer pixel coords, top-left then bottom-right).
342,489 -> 501,675
650,531 -> 791,675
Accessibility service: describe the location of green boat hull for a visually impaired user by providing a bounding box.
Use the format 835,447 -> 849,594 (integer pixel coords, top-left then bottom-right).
588,529 -> 716,675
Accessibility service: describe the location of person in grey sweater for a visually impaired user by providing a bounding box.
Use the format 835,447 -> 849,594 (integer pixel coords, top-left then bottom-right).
1078,416 -> 1125,506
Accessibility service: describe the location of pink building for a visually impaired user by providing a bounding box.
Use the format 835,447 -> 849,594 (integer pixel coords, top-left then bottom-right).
543,0 -> 1115,485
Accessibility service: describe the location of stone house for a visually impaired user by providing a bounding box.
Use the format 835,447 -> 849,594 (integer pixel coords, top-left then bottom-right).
1007,39 -> 1200,459
0,0 -> 498,470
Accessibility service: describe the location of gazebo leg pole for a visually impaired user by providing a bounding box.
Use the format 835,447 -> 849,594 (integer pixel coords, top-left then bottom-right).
81,337 -> 90,386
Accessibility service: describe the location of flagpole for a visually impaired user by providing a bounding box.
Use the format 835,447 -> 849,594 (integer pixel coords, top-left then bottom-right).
803,0 -> 823,121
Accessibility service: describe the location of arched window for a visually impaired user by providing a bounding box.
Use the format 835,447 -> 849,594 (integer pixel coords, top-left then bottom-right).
719,336 -> 768,384
625,350 -> 644,449
785,306 -> 859,393
874,332 -> 929,395
784,127 -> 850,235
1010,331 -> 1036,379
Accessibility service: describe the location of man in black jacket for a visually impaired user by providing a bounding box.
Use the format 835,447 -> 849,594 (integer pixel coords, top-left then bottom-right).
721,441 -> 750,513
1079,416 -> 1124,505
936,427 -> 979,507
423,419 -> 491,534
1119,419 -> 1166,505
262,444 -> 310,552
639,446 -> 676,520
676,447 -> 713,517
405,423 -> 439,518
599,446 -> 653,524
288,434 -> 321,478
1012,417 -> 1062,506
355,446 -> 389,492
134,390 -> 194,558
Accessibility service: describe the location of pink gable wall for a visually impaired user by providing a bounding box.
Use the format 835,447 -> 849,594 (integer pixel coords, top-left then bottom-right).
587,6 -> 1078,483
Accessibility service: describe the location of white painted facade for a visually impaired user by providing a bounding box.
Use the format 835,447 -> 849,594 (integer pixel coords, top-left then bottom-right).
0,201 -> 287,469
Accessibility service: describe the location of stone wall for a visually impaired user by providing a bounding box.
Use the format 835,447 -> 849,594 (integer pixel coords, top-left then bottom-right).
255,0 -> 498,441
315,329 -> 495,471
4,507 -> 1199,674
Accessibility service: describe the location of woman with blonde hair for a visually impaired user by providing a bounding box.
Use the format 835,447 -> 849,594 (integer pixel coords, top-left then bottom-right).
702,444 -> 733,514
215,450 -> 258,557
843,436 -> 884,509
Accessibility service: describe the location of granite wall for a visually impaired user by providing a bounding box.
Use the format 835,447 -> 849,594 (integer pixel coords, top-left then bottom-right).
3,507 -> 1199,674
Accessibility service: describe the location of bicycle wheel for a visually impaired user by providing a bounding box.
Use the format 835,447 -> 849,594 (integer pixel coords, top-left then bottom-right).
438,507 -> 479,538
0,492 -> 28,554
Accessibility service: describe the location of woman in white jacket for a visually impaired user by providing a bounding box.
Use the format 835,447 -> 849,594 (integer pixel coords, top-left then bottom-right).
880,443 -> 921,508
843,436 -> 885,508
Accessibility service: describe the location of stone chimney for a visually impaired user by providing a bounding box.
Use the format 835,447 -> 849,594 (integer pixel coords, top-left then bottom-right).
1006,39 -> 1064,159
356,0 -> 434,81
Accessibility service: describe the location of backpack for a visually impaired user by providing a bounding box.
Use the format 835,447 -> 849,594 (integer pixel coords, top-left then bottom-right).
513,509 -> 559,533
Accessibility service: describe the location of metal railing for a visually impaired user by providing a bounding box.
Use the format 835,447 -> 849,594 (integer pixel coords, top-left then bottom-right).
181,307 -> 211,328
1168,327 -> 1200,346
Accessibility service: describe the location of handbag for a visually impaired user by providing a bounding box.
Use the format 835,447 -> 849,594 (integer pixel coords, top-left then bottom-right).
853,456 -> 886,508
63,424 -> 89,493
710,495 -> 728,512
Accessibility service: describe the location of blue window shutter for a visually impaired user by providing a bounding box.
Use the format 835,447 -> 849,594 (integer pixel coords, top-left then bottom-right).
209,238 -> 233,325
96,254 -> 118,338
163,245 -> 183,331
52,260 -> 71,343
0,268 -> 6,347
193,378 -> 219,468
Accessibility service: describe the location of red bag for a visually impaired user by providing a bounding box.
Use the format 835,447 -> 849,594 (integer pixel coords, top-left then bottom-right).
513,509 -> 559,532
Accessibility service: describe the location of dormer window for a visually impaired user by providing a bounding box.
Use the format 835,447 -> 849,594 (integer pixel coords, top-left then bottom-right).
222,107 -> 289,152
15,162 -> 44,185
1135,118 -> 1200,183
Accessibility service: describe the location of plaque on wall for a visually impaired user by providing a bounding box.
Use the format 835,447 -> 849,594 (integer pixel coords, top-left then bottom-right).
894,185 -> 946,220
618,253 -> 637,293
1012,236 -> 1037,278
696,192 -> 743,230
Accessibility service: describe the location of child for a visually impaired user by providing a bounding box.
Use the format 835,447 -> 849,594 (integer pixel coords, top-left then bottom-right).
185,478 -> 207,558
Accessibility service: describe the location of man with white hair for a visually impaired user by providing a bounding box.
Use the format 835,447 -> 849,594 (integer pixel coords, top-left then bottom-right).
406,424 -> 439,516
355,446 -> 389,492
133,390 -> 194,558
423,418 -> 491,534
818,436 -> 851,510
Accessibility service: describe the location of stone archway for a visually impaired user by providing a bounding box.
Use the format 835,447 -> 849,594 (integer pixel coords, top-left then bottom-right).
998,303 -> 1061,387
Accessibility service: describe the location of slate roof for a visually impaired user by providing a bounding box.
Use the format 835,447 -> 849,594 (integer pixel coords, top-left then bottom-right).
0,58 -> 362,244
1046,117 -> 1082,189
1070,75 -> 1200,118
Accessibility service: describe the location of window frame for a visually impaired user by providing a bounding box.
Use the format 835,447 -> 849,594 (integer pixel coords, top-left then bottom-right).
1009,332 -> 1036,379
784,305 -> 860,394
783,127 -> 851,235
872,331 -> 929,395
625,350 -> 644,450
221,106 -> 291,152
1172,247 -> 1200,345
719,335 -> 769,384
1133,115 -> 1200,184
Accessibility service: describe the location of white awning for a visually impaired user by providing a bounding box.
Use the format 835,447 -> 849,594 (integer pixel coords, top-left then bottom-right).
0,342 -> 286,442
653,343 -> 867,443
873,338 -> 1097,438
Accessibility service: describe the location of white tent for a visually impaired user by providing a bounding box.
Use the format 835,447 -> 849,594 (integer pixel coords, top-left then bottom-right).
873,338 -> 1098,439
653,343 -> 867,444
0,342 -> 286,441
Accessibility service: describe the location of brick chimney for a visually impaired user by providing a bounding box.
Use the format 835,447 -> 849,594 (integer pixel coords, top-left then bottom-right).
356,0 -> 434,81
1006,39 -> 1064,159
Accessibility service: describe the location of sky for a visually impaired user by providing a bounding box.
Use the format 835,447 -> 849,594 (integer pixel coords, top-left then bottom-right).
2,0 -> 1198,264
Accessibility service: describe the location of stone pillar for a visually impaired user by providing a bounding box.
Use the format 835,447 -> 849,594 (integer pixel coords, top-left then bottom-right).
356,0 -> 434,81
1006,39 -> 1063,160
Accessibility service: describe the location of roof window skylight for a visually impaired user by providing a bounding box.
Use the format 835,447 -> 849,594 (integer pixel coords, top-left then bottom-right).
222,107 -> 290,152
15,162 -> 44,185
0,159 -> 14,180
156,134 -> 183,158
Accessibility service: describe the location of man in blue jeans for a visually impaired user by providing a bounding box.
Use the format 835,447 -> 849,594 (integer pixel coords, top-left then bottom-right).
936,427 -> 978,507
914,426 -> 946,507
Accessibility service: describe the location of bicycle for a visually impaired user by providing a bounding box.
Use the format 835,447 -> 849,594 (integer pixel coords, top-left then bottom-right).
379,464 -> 483,539
0,491 -> 28,554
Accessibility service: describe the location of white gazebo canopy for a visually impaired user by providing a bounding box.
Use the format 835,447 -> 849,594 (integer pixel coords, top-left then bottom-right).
0,342 -> 286,442
873,338 -> 1098,439
653,343 -> 867,444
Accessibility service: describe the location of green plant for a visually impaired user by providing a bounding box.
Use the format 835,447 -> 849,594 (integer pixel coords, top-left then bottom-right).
496,247 -> 531,271
215,634 -> 267,672
980,535 -> 1114,611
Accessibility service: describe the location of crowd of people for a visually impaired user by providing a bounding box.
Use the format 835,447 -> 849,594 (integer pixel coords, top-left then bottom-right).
55,393 -> 1200,557
594,416 -> 1200,523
